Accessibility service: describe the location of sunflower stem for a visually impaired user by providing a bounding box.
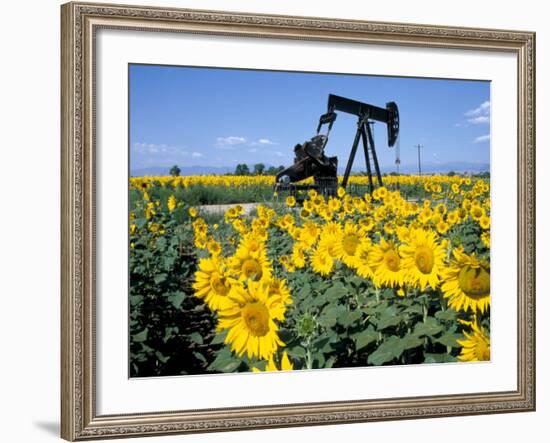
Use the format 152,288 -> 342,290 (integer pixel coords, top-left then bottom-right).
422,295 -> 429,350
306,346 -> 313,370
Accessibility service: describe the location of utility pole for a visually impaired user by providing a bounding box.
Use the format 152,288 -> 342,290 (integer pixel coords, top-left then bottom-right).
414,144 -> 423,176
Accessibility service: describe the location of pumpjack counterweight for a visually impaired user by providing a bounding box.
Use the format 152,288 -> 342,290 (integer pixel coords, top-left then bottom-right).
276,94 -> 399,196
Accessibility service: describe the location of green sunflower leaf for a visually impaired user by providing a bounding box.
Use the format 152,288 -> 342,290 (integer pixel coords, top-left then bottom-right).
414,317 -> 444,337
352,325 -> 378,351
424,353 -> 458,364
435,331 -> 463,348
132,328 -> 148,343
367,336 -> 404,365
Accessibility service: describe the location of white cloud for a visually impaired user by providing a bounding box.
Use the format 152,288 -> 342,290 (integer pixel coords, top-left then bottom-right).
248,148 -> 258,153
465,101 -> 490,125
474,134 -> 490,143
216,136 -> 247,148
133,142 -> 171,154
468,116 -> 490,125
465,101 -> 490,117
249,138 -> 277,147
191,152 -> 203,158
274,151 -> 286,157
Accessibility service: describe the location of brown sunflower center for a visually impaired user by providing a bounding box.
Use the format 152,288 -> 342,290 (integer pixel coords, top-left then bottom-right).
242,302 -> 270,337
458,265 -> 490,298
210,273 -> 228,296
415,246 -> 435,274
241,259 -> 263,280
384,249 -> 401,272
248,240 -> 261,252
342,235 -> 360,256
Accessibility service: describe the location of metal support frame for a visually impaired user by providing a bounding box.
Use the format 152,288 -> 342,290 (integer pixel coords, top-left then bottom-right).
341,115 -> 384,193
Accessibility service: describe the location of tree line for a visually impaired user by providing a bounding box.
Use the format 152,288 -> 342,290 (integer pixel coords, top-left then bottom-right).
234,163 -> 285,176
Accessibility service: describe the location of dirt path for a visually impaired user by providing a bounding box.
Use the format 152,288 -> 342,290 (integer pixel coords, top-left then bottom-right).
198,202 -> 259,215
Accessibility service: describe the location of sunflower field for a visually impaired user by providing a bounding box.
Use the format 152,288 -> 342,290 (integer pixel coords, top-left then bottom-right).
129,175 -> 490,377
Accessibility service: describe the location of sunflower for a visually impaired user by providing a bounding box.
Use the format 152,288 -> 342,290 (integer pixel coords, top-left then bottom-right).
446,210 -> 459,225
229,247 -> 272,282
378,186 -> 389,199
436,220 -> 450,235
285,196 -> 296,207
368,237 -> 405,287
225,206 -> 237,220
238,234 -> 266,257
311,246 -> 334,276
322,221 -> 343,237
291,242 -> 307,268
167,195 -> 176,212
441,248 -> 490,313
435,203 -> 447,216
358,217 -> 375,233
278,255 -> 296,273
328,197 -> 342,213
479,214 -> 490,230
193,257 -> 234,311
337,187 -> 346,198
400,228 -> 446,290
457,321 -> 490,362
234,204 -> 244,215
252,351 -> 294,372
194,234 -> 207,249
334,222 -> 362,267
267,277 -> 293,307
355,238 -> 374,278
206,238 -> 222,256
481,231 -> 490,248
470,205 -> 485,221
232,218 -> 248,234
299,221 -> 320,247
318,230 -> 342,259
418,207 -> 432,224
396,225 -> 411,243
217,280 -> 285,360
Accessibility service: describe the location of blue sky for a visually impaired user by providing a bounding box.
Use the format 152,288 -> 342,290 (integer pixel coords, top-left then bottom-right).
129,64 -> 490,174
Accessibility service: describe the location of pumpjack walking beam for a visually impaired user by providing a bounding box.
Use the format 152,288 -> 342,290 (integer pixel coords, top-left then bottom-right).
276,94 -> 399,196
318,94 -> 400,192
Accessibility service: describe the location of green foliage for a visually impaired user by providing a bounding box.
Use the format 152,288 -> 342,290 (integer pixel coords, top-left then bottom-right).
253,163 -> 266,175
129,177 -> 490,376
129,205 -> 221,377
234,164 -> 250,175
169,165 -> 181,176
130,182 -> 275,206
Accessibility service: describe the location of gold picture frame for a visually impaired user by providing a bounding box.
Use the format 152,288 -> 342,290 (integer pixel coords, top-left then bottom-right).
61,1 -> 536,440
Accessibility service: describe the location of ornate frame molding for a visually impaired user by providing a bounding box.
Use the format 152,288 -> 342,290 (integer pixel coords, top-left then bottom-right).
61,2 -> 535,440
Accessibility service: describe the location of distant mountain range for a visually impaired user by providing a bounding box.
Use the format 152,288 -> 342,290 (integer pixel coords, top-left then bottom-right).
375,161 -> 490,175
131,161 -> 489,177
131,165 -> 234,176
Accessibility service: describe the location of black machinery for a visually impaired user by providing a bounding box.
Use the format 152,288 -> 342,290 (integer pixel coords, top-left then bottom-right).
275,94 -> 399,195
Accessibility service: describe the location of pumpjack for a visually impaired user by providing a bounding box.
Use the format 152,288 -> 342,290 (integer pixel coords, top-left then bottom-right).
275,94 -> 399,196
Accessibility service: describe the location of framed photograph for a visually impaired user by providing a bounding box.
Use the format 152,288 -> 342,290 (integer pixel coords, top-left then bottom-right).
61,1 -> 536,440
